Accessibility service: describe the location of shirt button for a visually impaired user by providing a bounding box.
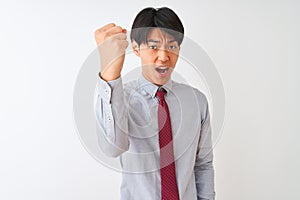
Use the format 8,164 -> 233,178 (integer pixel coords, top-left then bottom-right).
104,89 -> 109,94
107,117 -> 112,122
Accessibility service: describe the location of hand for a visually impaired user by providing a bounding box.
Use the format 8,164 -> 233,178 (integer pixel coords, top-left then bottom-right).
94,23 -> 128,81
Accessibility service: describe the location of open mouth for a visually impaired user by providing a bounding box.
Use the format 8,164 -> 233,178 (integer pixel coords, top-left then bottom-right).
155,66 -> 169,76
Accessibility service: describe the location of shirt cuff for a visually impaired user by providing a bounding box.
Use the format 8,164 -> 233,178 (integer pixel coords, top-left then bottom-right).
96,74 -> 122,103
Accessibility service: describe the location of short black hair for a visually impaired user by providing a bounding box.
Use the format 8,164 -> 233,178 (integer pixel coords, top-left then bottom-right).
130,7 -> 184,46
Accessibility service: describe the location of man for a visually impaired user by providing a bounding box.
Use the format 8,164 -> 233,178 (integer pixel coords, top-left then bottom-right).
94,7 -> 215,200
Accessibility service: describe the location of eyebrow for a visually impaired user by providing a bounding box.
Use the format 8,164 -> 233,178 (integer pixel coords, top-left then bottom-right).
146,39 -> 177,43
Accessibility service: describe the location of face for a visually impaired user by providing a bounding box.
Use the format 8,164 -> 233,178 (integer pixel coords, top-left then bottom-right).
133,28 -> 180,86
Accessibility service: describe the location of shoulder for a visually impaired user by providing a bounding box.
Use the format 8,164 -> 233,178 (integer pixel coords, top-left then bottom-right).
123,79 -> 143,98
172,80 -> 209,119
172,80 -> 208,105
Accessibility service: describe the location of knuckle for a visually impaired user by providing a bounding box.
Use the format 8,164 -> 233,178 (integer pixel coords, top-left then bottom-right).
102,31 -> 109,38
115,26 -> 122,31
109,23 -> 116,27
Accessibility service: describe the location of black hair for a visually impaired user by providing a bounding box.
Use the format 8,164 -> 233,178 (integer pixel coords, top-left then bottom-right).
130,7 -> 184,46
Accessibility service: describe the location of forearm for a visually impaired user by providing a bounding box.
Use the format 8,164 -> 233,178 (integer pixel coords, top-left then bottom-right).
194,156 -> 215,200
194,131 -> 215,200
95,75 -> 129,157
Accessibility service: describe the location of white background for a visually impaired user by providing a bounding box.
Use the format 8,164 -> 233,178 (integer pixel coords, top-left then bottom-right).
1,0 -> 299,199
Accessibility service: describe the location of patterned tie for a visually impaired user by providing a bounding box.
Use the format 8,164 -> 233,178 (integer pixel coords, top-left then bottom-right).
156,88 -> 180,200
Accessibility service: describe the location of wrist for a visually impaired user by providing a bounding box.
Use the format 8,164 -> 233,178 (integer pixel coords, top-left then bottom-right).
99,72 -> 121,81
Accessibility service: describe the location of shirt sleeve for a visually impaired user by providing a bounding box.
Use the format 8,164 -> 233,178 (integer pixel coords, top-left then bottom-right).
194,92 -> 216,200
95,75 -> 129,157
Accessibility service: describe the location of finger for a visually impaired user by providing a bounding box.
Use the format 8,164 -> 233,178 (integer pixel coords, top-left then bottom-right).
110,32 -> 127,41
118,40 -> 129,50
105,26 -> 124,37
95,23 -> 116,33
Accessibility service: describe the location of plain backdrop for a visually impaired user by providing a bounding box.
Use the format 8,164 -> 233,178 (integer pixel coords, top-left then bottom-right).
1,0 -> 299,199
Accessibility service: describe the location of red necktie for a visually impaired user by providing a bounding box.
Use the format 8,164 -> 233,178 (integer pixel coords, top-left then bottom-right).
156,88 -> 180,200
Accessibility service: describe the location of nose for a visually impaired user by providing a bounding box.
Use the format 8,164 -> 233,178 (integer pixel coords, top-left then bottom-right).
157,48 -> 169,62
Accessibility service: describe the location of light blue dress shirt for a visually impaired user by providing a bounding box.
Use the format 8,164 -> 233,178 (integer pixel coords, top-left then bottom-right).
95,74 -> 215,200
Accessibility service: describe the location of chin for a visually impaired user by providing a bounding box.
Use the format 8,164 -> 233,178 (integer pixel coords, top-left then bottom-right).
154,78 -> 169,86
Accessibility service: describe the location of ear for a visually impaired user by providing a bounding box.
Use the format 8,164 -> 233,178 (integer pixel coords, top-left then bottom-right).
132,40 -> 140,57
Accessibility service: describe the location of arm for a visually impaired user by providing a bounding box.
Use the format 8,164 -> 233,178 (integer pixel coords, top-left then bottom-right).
194,95 -> 216,200
94,23 -> 129,157
95,75 -> 129,157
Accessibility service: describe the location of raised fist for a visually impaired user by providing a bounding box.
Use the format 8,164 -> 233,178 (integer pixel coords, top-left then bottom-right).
94,23 -> 128,81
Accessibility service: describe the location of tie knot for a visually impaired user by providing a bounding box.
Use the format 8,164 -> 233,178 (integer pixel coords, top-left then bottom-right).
156,88 -> 166,101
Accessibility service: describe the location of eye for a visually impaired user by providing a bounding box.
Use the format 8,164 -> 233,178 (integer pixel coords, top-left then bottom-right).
148,45 -> 158,50
168,45 -> 177,50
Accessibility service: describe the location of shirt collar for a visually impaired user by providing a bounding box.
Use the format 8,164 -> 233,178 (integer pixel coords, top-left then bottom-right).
138,74 -> 173,98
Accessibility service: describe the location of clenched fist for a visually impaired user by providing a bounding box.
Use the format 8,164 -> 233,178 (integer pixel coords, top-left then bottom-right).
94,23 -> 129,81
